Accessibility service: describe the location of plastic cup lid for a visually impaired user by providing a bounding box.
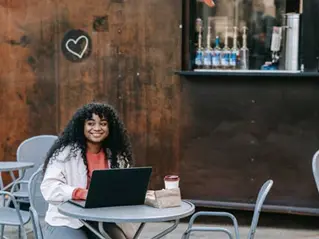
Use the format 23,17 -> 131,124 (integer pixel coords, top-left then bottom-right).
164,175 -> 180,181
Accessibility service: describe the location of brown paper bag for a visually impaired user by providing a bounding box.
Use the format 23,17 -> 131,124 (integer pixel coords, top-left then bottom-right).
145,188 -> 182,208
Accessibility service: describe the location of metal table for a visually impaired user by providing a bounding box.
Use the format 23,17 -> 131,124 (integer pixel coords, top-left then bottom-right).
0,162 -> 34,190
58,200 -> 195,239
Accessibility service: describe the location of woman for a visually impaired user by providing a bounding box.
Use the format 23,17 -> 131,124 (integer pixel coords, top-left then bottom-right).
40,102 -> 137,239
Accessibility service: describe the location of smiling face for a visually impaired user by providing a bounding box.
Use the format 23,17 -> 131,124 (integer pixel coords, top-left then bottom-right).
84,113 -> 109,145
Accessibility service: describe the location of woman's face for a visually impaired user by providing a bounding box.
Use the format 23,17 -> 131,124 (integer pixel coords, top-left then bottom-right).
84,113 -> 109,144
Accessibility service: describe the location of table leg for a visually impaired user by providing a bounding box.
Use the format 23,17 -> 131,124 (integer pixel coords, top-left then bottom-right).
0,172 -> 4,207
131,220 -> 179,239
3,169 -> 27,191
80,220 -> 106,239
0,172 -> 10,208
98,222 -> 145,239
0,172 -> 4,189
9,171 -> 16,182
81,220 -> 179,239
151,220 -> 179,239
98,222 -> 112,239
133,223 -> 146,239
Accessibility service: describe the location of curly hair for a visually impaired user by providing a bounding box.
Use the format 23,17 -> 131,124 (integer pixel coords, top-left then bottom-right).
42,102 -> 134,175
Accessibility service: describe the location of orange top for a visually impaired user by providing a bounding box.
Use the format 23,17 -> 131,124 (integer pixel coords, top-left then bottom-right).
199,0 -> 215,7
72,150 -> 109,200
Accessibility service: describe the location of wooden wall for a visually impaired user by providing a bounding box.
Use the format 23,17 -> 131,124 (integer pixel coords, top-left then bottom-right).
0,0 -> 182,188
2,0 -> 319,215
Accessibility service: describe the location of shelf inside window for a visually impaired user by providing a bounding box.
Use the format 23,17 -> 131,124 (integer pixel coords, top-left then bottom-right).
175,69 -> 319,79
176,69 -> 319,78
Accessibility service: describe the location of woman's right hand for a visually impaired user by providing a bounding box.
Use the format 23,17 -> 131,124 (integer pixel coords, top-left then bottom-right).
72,188 -> 88,200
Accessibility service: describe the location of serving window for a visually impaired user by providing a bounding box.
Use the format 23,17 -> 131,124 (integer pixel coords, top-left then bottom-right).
185,0 -> 303,72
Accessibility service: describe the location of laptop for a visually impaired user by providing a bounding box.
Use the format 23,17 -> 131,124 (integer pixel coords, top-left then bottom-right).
69,167 -> 152,208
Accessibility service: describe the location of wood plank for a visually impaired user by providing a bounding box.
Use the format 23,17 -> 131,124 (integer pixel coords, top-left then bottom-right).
117,0 -> 182,188
0,0 -> 58,183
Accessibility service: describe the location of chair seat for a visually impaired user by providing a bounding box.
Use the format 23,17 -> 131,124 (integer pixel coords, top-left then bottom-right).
12,190 -> 29,201
0,208 -> 30,225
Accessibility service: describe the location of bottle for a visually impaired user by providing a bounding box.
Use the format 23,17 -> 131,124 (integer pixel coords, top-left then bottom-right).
212,36 -> 221,69
230,26 -> 239,69
221,26 -> 231,69
195,27 -> 204,69
240,26 -> 249,70
195,18 -> 203,33
203,26 -> 213,69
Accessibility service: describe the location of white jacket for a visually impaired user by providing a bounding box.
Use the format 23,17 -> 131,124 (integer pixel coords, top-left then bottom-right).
40,145 -> 129,229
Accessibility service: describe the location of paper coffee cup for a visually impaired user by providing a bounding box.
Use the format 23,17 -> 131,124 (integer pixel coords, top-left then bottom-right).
164,175 -> 180,189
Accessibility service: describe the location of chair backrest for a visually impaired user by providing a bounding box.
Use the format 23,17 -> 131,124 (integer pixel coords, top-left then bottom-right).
28,165 -> 48,217
17,135 -> 58,190
247,179 -> 273,239
312,150 -> 319,193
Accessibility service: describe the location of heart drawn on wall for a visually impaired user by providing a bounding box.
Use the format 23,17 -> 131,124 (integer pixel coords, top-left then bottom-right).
61,29 -> 92,62
65,35 -> 89,59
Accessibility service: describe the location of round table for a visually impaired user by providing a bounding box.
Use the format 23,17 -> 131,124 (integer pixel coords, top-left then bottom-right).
58,200 -> 195,239
0,161 -> 34,190
0,162 -> 34,172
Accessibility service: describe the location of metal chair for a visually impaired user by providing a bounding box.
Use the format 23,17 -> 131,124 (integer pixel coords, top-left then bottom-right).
182,179 -> 274,239
312,150 -> 319,193
0,190 -> 30,239
28,165 -> 46,239
11,135 -> 58,202
27,166 -> 112,239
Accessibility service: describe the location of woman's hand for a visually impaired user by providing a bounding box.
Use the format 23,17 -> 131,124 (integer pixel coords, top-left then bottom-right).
72,188 -> 88,200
